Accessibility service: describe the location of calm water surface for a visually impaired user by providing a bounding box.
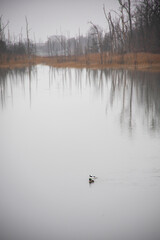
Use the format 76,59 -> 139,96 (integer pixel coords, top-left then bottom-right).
0,66 -> 160,240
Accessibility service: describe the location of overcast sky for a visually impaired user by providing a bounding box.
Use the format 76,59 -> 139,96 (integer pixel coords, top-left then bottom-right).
1,0 -> 119,42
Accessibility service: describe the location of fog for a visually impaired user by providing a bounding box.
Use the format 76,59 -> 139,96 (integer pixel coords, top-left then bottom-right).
1,0 -> 119,42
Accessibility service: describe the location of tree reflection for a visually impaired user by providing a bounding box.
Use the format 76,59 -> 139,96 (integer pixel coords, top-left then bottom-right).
0,66 -> 160,134
0,66 -> 36,109
84,68 -> 160,134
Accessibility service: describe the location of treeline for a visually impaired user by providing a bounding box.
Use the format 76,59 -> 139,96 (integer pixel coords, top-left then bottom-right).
40,0 -> 160,61
0,0 -> 160,62
90,0 -> 160,55
103,0 -> 160,53
0,16 -> 36,61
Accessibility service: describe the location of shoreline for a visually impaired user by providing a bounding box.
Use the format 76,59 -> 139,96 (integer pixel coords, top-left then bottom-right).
0,53 -> 160,72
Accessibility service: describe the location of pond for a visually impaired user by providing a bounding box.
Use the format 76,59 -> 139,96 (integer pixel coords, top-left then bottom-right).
0,65 -> 160,240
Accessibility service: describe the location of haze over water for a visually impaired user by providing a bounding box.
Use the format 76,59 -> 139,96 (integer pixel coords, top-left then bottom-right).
0,66 -> 160,240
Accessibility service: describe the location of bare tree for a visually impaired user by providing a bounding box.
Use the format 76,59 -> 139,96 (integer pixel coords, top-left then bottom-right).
89,21 -> 104,64
118,0 -> 133,51
103,7 -> 117,54
25,16 -> 31,57
0,16 -> 9,37
0,16 -> 9,54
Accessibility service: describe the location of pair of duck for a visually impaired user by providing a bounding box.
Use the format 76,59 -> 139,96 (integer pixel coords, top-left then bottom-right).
89,175 -> 97,183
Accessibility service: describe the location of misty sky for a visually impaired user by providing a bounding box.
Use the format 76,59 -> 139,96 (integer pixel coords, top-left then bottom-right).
1,0 -> 119,42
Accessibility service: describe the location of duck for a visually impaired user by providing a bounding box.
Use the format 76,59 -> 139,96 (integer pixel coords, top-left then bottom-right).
89,178 -> 94,183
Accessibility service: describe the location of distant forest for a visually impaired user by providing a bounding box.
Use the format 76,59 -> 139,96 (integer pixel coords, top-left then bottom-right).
0,0 -> 160,59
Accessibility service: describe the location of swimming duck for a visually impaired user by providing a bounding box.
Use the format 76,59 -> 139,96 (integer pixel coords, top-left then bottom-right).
89,178 -> 94,183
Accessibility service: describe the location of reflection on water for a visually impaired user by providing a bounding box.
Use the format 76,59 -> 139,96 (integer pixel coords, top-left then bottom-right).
0,66 -> 37,109
0,65 -> 160,240
1,66 -> 160,133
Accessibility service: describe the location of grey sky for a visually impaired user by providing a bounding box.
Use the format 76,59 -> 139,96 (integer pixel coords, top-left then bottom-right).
1,0 -> 119,42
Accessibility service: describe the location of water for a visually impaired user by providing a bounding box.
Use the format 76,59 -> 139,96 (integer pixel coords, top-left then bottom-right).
0,65 -> 160,240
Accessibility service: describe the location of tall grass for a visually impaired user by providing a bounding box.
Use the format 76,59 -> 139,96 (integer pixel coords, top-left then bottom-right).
0,52 -> 160,71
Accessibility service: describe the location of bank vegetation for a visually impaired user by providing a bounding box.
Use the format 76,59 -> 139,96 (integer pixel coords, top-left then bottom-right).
0,0 -> 160,71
